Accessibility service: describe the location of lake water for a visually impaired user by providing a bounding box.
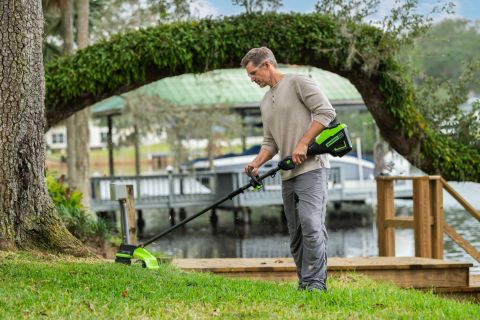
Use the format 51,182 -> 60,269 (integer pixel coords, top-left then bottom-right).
143,182 -> 479,274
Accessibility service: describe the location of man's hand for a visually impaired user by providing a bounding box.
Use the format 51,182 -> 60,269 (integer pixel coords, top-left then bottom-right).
245,161 -> 260,176
292,141 -> 308,166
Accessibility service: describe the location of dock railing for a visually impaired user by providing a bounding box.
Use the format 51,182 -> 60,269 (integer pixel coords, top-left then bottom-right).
376,175 -> 480,262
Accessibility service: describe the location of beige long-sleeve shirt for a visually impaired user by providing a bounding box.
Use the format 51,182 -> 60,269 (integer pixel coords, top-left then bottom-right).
260,73 -> 336,181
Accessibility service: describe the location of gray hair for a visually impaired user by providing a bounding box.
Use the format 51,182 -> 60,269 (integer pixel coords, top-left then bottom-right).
240,47 -> 278,68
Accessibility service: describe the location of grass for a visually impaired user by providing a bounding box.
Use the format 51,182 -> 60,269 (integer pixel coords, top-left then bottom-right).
1,251 -> 479,319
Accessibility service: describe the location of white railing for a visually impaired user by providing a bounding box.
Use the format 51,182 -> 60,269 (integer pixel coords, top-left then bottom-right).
90,168 -> 405,211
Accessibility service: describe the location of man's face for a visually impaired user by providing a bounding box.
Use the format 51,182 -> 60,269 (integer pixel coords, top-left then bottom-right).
245,61 -> 269,87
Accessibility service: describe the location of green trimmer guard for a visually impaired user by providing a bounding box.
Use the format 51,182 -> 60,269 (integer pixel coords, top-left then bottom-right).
115,244 -> 160,269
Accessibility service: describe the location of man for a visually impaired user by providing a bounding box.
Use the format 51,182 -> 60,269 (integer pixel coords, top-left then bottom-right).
241,47 -> 336,292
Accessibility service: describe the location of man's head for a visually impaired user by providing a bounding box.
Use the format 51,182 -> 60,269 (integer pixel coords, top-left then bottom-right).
241,47 -> 279,88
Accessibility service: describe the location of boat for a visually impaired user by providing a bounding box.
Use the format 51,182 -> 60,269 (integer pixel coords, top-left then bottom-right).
190,146 -> 375,182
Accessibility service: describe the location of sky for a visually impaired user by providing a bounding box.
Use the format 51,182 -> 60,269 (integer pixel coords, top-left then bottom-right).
190,0 -> 480,22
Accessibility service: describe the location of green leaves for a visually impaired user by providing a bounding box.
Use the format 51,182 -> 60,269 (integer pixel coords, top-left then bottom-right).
46,172 -> 108,242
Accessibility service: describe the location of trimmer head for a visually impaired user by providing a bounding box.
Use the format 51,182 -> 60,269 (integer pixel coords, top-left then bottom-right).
115,244 -> 160,269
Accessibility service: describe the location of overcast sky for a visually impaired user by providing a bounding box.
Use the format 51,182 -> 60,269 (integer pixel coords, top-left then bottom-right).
190,0 -> 480,21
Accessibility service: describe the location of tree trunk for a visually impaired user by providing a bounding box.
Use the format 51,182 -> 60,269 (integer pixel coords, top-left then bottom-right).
60,0 -> 74,53
66,118 -> 77,186
60,0 -> 78,188
0,0 -> 88,255
74,0 -> 91,208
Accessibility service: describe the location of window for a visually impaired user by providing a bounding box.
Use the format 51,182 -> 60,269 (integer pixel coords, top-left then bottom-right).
100,132 -> 108,143
52,133 -> 65,144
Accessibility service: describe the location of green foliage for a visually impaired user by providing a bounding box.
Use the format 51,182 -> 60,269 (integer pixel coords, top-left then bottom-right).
46,172 -> 109,243
89,0 -> 193,42
232,0 -> 283,13
338,110 -> 377,153
404,18 -> 480,91
42,0 -> 107,62
1,252 -> 479,319
44,12 -> 480,181
413,69 -> 480,148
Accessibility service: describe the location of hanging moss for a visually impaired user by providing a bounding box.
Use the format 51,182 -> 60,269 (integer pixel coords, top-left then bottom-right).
45,12 -> 480,182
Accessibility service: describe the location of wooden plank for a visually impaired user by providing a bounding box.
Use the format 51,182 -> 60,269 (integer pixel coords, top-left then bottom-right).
430,179 -> 444,259
384,216 -> 435,229
324,257 -> 470,270
441,177 -> 480,222
413,177 -> 432,258
172,257 -> 471,288
376,179 -> 395,256
384,216 -> 414,228
444,223 -> 480,263
174,258 -> 296,272
429,276 -> 480,304
125,185 -> 137,245
349,268 -> 469,288
471,275 -> 480,287
218,269 -> 470,288
173,257 -> 472,272
376,176 -> 416,181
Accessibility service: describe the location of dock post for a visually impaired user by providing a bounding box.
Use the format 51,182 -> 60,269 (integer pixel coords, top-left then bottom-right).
430,177 -> 444,259
210,208 -> 218,234
111,184 -> 137,245
169,208 -> 176,226
125,185 -> 138,245
413,177 -> 432,258
376,177 -> 395,256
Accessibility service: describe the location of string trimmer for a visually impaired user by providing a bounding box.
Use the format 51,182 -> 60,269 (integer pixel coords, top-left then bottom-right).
115,121 -> 352,269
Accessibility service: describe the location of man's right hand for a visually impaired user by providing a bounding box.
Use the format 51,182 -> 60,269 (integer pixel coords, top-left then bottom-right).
245,162 -> 259,177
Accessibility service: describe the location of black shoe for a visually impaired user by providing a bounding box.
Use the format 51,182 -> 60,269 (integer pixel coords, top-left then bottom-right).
305,283 -> 327,293
297,283 -> 307,291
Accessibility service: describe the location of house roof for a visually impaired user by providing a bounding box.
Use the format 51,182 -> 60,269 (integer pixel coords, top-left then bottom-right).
92,65 -> 364,117
91,95 -> 126,117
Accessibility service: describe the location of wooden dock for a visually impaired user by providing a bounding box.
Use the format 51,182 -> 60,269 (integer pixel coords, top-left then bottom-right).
172,257 -> 480,301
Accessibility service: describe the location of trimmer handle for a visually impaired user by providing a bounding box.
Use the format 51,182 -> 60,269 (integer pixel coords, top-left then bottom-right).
278,156 -> 296,170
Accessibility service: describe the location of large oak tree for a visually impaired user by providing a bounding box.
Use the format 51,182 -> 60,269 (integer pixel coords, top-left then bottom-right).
0,0 -> 88,254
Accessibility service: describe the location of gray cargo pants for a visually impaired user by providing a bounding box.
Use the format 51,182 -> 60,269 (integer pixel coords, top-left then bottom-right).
281,168 -> 328,290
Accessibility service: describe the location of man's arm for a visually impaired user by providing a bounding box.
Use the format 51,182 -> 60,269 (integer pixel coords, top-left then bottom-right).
246,121 -> 278,176
245,147 -> 275,176
292,120 -> 325,165
292,75 -> 336,165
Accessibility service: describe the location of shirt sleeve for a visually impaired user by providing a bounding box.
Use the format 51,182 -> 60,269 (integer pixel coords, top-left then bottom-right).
294,75 -> 336,127
261,124 -> 278,155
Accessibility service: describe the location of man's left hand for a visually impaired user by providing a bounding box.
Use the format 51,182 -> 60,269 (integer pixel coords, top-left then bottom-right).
292,142 -> 308,166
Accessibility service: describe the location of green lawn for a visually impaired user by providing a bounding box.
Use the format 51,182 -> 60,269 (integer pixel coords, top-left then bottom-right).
1,251 -> 479,319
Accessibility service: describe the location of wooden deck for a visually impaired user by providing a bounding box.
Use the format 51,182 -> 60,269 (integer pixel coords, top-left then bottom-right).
172,257 -> 479,301
428,275 -> 480,301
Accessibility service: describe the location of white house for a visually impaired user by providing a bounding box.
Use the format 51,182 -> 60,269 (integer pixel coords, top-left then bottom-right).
45,121 -> 110,150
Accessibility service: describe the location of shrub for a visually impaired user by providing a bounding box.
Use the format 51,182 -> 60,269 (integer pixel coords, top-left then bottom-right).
46,172 -> 109,244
